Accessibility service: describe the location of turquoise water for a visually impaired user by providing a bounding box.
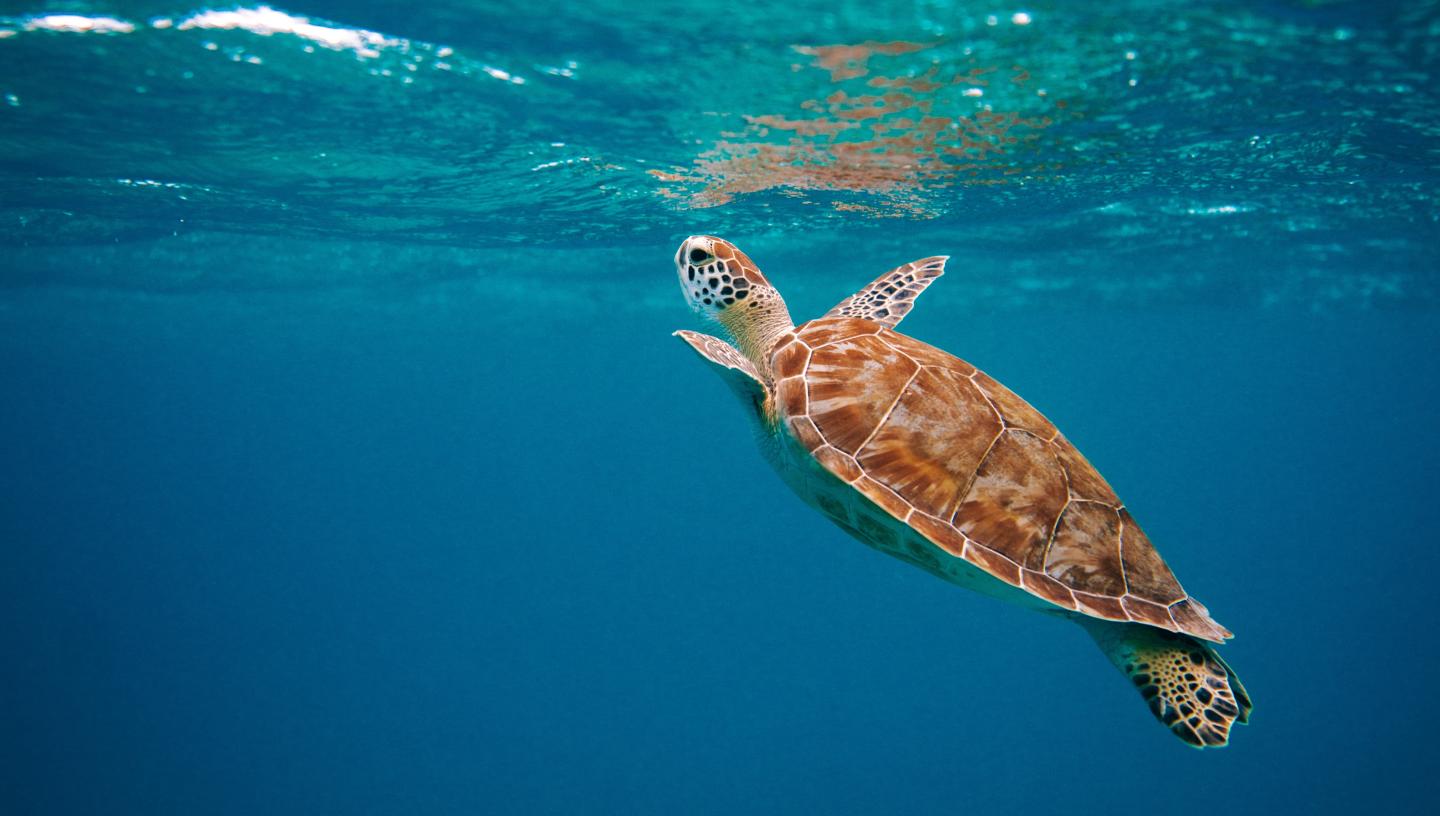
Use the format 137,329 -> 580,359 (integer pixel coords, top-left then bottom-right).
3,1 -> 1439,813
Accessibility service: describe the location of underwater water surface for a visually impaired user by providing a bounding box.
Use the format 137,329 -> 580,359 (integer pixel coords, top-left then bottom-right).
2,1 -> 1439,814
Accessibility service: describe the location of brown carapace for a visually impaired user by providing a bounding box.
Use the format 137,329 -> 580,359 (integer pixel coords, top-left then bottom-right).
771,317 -> 1231,642
673,235 -> 1251,749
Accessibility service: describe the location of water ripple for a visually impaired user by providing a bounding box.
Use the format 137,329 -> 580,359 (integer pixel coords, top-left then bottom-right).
0,1 -> 1436,306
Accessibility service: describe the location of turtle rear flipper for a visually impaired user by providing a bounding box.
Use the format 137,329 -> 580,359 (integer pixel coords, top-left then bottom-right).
1081,619 -> 1252,748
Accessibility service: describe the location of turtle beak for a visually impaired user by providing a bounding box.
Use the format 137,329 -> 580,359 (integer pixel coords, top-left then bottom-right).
675,237 -> 698,310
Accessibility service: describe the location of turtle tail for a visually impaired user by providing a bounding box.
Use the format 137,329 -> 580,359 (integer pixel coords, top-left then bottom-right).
1079,619 -> 1252,748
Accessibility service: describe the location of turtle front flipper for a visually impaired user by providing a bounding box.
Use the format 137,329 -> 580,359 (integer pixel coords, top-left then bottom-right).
1081,619 -> 1252,748
674,329 -> 774,421
824,256 -> 948,329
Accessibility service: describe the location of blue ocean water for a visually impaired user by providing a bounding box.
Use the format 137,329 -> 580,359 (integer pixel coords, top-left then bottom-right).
2,1 -> 1439,813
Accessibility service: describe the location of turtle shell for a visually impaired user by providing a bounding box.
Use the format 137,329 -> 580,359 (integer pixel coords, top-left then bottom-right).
770,317 -> 1231,643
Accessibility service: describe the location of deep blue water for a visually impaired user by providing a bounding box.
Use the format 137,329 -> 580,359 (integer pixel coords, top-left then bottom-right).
3,2 -> 1439,814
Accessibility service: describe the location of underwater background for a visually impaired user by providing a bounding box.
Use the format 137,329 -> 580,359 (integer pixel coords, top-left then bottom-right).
2,0 -> 1439,813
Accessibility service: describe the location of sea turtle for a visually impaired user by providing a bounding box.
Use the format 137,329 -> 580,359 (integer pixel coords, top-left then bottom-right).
672,235 -> 1251,748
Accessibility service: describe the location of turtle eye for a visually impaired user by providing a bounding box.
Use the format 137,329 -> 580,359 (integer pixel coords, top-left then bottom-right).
689,248 -> 709,264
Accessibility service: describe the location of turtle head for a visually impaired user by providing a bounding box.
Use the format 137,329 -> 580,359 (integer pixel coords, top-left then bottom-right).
675,235 -> 793,368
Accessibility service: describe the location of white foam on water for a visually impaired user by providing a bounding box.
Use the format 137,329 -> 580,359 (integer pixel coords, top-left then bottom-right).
1186,204 -> 1250,216
0,7 -> 526,83
176,6 -> 398,58
482,66 -> 525,84
22,14 -> 136,34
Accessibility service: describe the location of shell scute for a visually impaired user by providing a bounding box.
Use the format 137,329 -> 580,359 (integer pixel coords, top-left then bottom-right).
1073,592 -> 1128,620
813,444 -> 862,483
853,474 -> 916,520
1121,595 -> 1177,630
963,543 -> 1022,586
789,416 -> 824,451
1170,599 -> 1232,641
776,376 -> 807,417
795,317 -> 882,348
908,513 -> 967,559
806,334 -> 918,455
1021,570 -> 1079,611
1053,437 -> 1121,504
1119,509 -> 1185,604
878,333 -> 973,373
771,340 -> 811,380
951,429 -> 1068,567
856,366 -> 1001,519
971,370 -> 1055,434
1044,500 -> 1126,596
